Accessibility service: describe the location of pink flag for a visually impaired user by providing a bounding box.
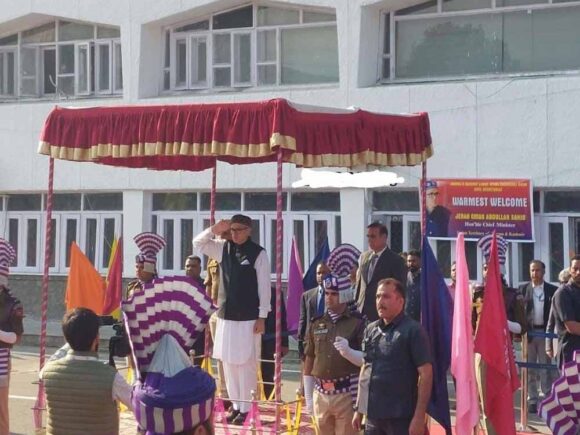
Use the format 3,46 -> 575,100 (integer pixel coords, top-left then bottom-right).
286,237 -> 304,336
450,233 -> 480,434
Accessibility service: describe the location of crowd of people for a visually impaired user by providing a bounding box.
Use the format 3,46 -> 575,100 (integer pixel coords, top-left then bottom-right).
0,213 -> 579,435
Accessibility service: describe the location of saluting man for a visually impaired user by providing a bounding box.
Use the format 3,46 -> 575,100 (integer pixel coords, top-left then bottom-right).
0,239 -> 24,435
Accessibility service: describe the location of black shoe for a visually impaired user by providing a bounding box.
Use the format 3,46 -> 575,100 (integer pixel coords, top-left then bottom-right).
528,403 -> 537,414
231,412 -> 248,426
226,408 -> 240,423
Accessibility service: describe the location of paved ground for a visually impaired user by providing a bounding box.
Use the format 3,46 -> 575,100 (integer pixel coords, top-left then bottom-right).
8,345 -> 551,434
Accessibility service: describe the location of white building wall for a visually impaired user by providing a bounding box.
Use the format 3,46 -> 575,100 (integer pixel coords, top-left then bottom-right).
0,0 -> 578,282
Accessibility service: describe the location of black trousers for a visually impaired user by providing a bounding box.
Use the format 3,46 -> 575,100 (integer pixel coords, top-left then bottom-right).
365,417 -> 411,435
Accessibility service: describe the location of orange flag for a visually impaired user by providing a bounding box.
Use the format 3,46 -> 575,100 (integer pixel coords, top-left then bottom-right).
65,242 -> 105,314
103,237 -> 123,317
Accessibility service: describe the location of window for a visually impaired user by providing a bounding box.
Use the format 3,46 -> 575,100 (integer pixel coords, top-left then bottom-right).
164,3 -> 338,91
372,190 -> 420,212
3,20 -> 122,100
383,1 -> 580,81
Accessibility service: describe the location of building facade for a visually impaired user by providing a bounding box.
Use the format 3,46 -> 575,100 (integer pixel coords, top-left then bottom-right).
0,0 -> 579,320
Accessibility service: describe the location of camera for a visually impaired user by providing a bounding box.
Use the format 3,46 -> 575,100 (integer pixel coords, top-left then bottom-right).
99,316 -> 131,367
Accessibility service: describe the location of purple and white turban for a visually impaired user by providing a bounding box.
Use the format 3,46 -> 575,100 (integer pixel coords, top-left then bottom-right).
477,233 -> 508,266
134,232 -> 166,273
326,243 -> 361,303
0,239 -> 16,287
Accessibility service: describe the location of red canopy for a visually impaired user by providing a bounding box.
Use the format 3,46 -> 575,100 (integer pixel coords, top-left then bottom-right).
38,98 -> 433,170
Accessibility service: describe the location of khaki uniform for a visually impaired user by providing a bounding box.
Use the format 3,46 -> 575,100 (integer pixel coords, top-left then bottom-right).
305,311 -> 365,435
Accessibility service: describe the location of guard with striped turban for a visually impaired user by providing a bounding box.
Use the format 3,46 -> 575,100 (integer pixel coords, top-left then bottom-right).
125,232 -> 166,300
303,244 -> 365,435
0,238 -> 24,434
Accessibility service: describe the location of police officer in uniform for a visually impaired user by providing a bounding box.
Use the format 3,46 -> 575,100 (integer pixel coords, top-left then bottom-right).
304,274 -> 365,435
123,232 -> 166,300
0,239 -> 24,435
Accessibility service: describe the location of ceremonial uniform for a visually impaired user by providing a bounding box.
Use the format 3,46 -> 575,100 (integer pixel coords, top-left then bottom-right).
305,309 -> 365,435
0,239 -> 22,435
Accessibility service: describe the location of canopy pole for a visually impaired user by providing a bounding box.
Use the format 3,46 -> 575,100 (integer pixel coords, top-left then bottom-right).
33,157 -> 54,431
421,161 -> 427,239
274,147 -> 283,431
204,163 -> 217,360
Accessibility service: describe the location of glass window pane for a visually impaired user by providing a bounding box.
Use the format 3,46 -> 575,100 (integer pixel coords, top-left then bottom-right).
97,26 -> 120,39
175,20 -> 209,33
270,218 -> 280,273
257,30 -> 276,62
396,1 -> 437,15
102,218 -> 115,268
26,219 -> 37,267
83,193 -> 123,210
22,22 -> 56,43
164,31 -> 170,68
545,191 -> 580,212
291,192 -> 340,211
42,48 -> 56,95
191,38 -> 207,85
443,0 -> 492,11
436,240 -> 451,277
383,14 -> 390,55
257,6 -> 299,26
21,47 -> 37,78
390,218 -> 403,255
213,6 -> 253,30
213,34 -> 231,64
152,193 -> 197,211
65,219 -> 77,267
57,76 -> 74,95
281,26 -> 339,84
6,52 -> 14,95
85,218 -> 97,265
382,57 -> 390,80
234,33 -> 251,83
181,219 -> 194,267
466,241 -> 478,280
303,11 -> 337,23
8,219 -> 18,266
314,220 -> 328,256
7,194 -> 41,211
114,43 -> 122,91
78,45 -> 89,93
0,34 -> 18,46
0,55 -> 5,94
549,223 -> 564,282
98,44 -> 110,91
163,219 -> 174,270
258,64 -> 277,86
59,20 -> 94,41
200,192 -> 241,211
244,193 -> 287,211
163,70 -> 170,90
49,219 -> 57,268
251,219 -> 262,245
519,243 -> 535,283
59,44 -> 75,74
53,193 -> 81,211
372,191 -> 420,212
396,14 -> 502,79
293,220 -> 306,271
408,221 -> 422,252
213,67 -> 231,87
176,39 -> 187,87
335,215 -> 342,246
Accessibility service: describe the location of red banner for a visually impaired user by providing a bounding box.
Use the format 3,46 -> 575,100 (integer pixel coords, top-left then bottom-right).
424,179 -> 533,241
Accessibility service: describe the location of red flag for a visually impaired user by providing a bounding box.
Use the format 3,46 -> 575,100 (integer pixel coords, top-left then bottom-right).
102,237 -> 123,316
474,232 -> 519,435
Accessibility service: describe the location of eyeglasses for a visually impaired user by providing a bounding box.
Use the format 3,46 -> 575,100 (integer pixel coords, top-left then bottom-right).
230,226 -> 249,233
427,192 -> 439,197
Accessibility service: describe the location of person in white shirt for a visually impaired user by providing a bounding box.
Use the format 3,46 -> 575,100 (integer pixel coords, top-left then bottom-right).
193,214 -> 270,425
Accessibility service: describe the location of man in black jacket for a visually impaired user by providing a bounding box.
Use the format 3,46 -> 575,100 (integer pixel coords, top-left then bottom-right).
355,222 -> 407,322
519,260 -> 557,413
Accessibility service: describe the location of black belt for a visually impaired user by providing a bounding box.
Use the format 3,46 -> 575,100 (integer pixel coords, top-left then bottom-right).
533,325 -> 545,329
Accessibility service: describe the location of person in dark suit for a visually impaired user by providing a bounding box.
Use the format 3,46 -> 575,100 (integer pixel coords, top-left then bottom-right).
297,263 -> 331,359
519,259 -> 557,413
261,286 -> 289,400
355,222 -> 407,322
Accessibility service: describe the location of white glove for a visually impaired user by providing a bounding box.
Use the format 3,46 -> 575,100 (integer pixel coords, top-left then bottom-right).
333,336 -> 364,367
507,320 -> 522,334
0,330 -> 17,345
303,375 -> 315,414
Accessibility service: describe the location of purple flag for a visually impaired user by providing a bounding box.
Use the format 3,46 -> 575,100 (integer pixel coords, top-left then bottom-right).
286,237 -> 304,336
